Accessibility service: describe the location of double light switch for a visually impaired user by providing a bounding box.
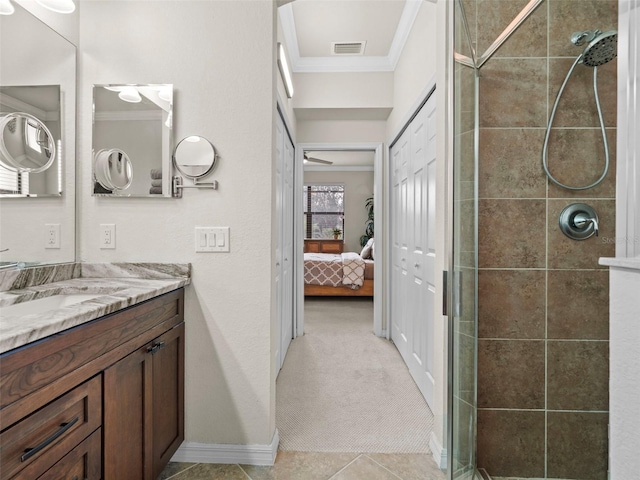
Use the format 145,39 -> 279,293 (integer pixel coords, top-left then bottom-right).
195,227 -> 230,252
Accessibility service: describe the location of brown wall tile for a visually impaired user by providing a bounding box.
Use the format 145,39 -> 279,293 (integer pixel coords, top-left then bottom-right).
478,340 -> 545,409
548,58 -> 617,128
478,270 -> 545,339
548,199 -> 616,269
476,0 -> 547,58
455,332 -> 477,406
547,412 -> 609,480
547,340 -> 609,410
549,0 -> 619,57
548,270 -> 610,340
479,199 -> 546,268
479,59 -> 548,128
479,128 -> 547,199
546,128 -> 617,199
477,410 -> 545,478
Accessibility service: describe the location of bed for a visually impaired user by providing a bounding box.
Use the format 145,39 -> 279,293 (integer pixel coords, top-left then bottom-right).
304,251 -> 374,297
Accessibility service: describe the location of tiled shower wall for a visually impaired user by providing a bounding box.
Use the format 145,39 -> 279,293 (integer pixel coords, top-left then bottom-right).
464,0 -> 618,478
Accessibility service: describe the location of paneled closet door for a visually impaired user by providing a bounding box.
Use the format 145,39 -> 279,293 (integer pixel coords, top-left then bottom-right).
391,128 -> 411,362
390,94 -> 437,409
276,112 -> 294,373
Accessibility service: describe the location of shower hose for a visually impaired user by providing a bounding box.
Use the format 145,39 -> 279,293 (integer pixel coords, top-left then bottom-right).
542,55 -> 610,190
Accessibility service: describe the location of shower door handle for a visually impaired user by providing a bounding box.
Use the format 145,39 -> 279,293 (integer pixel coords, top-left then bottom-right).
442,271 -> 448,316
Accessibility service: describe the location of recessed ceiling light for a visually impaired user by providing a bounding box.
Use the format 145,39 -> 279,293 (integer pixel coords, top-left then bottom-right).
0,0 -> 15,15
118,87 -> 142,103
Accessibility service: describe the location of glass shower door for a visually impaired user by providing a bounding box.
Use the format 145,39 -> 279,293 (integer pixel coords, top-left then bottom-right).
448,0 -> 478,479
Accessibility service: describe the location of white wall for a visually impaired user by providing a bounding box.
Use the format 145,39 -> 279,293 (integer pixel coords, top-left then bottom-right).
297,120 -> 387,144
304,170 -> 374,252
386,0 -> 438,139
15,0 -> 80,45
293,72 -> 394,110
608,263 -> 640,478
79,0 -> 277,448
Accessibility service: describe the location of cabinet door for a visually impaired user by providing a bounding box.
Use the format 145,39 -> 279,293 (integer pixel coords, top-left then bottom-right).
152,323 -> 185,479
103,323 -> 185,480
103,344 -> 153,480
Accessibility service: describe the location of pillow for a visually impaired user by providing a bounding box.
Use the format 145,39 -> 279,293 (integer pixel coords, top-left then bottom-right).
360,238 -> 374,259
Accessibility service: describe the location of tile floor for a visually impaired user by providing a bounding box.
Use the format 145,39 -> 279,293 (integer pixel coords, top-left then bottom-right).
159,451 -> 446,480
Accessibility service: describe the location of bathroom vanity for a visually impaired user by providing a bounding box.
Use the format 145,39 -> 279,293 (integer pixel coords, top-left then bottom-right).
0,263 -> 190,480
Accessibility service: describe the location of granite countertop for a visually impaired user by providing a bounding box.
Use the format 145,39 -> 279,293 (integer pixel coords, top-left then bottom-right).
0,263 -> 190,355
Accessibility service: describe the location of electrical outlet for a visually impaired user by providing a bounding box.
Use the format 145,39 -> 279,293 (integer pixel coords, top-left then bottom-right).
45,224 -> 60,249
100,224 -> 116,249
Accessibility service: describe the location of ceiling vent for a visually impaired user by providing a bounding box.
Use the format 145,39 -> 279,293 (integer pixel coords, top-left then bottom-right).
331,41 -> 367,55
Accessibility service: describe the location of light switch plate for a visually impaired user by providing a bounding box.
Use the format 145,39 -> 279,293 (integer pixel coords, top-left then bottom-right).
195,227 -> 230,252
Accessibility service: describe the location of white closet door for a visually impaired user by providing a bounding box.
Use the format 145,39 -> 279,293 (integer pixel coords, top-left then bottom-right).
280,122 -> 294,370
276,112 -> 294,373
390,94 -> 437,408
390,128 -> 411,362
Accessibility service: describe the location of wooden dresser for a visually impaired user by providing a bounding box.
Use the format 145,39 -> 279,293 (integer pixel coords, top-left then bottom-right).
304,239 -> 344,254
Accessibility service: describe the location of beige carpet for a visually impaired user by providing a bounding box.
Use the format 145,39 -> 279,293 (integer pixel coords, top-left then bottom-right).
276,297 -> 434,453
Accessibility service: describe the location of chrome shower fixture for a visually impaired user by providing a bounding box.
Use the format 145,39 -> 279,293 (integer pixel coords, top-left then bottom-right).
571,29 -> 618,67
542,28 -> 617,191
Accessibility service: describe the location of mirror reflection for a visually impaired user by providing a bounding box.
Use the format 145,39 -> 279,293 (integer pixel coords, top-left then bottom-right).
0,2 -> 76,267
92,84 -> 173,197
173,136 -> 217,178
0,86 -> 62,196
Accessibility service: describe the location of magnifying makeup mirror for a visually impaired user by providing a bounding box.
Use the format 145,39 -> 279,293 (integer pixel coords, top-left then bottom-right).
0,112 -> 56,173
172,135 -> 217,178
94,148 -> 133,192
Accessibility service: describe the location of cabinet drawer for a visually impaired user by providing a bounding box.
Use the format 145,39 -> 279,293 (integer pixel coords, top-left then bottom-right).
37,428 -> 101,480
1,376 -> 101,480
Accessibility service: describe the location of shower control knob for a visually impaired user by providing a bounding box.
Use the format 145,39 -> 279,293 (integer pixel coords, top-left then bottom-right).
559,203 -> 600,240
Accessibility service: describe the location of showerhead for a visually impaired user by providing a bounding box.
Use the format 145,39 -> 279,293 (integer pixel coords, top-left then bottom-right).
571,29 -> 618,67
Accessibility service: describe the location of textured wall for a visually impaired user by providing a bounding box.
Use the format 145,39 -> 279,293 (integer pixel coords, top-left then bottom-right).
470,0 -> 618,478
79,1 -> 277,447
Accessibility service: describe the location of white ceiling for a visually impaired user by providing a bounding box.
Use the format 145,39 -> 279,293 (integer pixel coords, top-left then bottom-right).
279,0 -> 423,73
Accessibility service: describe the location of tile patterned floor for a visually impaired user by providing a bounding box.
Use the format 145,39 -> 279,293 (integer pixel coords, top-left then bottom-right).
160,451 -> 446,480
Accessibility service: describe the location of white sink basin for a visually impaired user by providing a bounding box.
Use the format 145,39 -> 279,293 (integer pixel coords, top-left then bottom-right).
0,294 -> 102,317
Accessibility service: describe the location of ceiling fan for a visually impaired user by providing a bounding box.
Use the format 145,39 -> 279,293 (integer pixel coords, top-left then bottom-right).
303,152 -> 333,165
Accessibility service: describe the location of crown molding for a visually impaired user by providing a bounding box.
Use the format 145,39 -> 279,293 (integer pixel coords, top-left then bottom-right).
279,0 -> 423,73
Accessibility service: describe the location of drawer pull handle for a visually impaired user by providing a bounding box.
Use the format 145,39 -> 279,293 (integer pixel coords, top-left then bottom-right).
21,416 -> 79,462
147,340 -> 166,355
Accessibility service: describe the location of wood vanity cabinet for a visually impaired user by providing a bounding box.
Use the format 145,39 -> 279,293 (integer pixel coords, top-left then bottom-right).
0,288 -> 185,480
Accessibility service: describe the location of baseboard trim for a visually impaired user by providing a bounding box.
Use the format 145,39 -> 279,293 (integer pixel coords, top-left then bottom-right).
429,431 -> 447,470
171,429 -> 279,466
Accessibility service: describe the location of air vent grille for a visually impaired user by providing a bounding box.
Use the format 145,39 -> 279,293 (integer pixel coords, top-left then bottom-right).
331,41 -> 366,55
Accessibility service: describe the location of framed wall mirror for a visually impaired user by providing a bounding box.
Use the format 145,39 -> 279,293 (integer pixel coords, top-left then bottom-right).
0,3 -> 76,267
92,84 -> 173,197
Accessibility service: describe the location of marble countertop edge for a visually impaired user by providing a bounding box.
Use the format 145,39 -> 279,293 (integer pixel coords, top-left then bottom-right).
0,275 -> 190,355
599,257 -> 640,271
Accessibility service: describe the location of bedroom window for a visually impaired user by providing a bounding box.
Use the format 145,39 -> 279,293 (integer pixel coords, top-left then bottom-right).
303,184 -> 344,239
